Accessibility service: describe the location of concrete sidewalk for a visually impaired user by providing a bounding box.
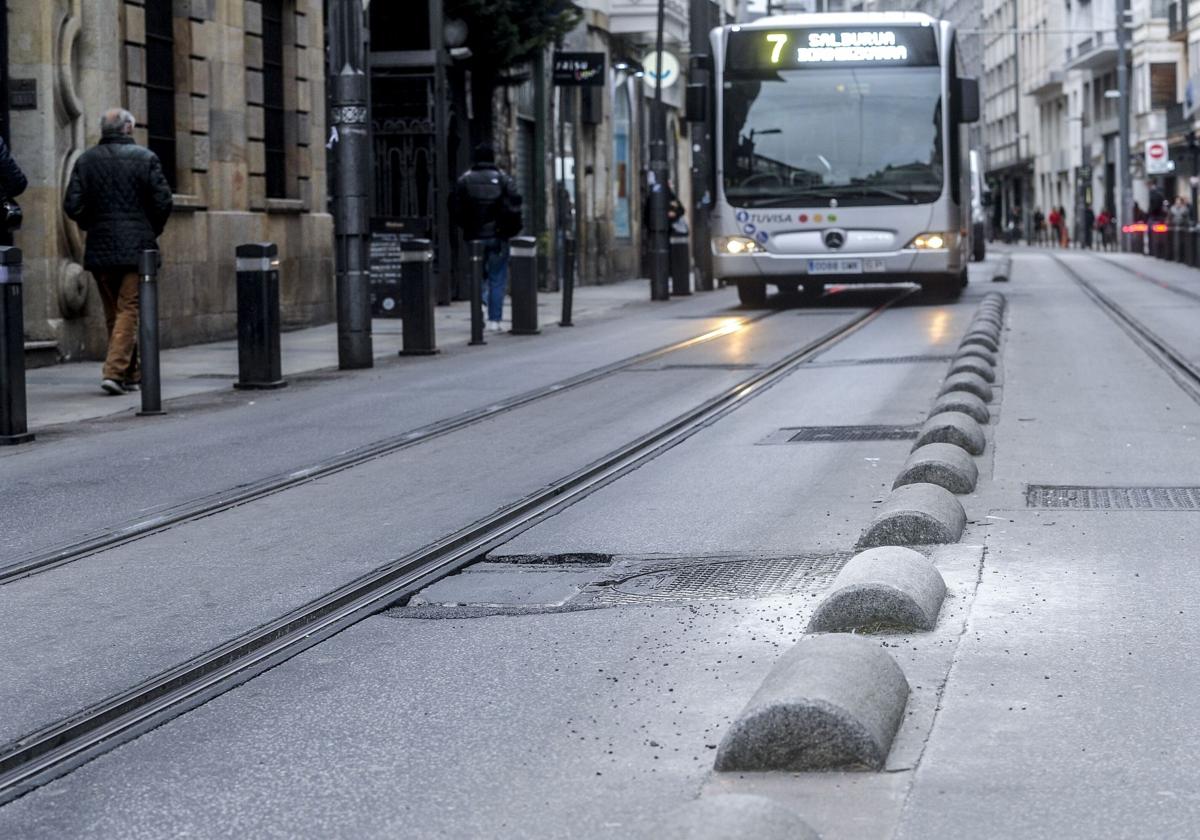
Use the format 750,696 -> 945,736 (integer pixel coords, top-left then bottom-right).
24,279 -> 658,431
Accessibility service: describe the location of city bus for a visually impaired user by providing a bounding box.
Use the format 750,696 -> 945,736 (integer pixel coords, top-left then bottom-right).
702,12 -> 980,305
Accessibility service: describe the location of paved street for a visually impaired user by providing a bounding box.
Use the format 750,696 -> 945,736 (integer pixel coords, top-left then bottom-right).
5,248 -> 1200,837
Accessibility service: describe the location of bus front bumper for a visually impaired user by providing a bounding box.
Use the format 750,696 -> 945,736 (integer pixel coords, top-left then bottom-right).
713,249 -> 961,282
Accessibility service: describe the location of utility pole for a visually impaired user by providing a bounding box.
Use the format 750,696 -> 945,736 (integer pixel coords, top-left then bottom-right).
1116,0 -> 1133,247
689,0 -> 715,292
648,0 -> 671,301
329,0 -> 374,369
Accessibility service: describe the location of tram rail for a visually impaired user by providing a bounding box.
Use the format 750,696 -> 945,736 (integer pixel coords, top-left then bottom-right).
0,310 -> 776,586
0,289 -> 912,805
1053,253 -> 1200,405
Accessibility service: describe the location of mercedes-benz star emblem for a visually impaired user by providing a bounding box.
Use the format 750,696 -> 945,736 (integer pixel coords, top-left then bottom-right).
824,230 -> 846,250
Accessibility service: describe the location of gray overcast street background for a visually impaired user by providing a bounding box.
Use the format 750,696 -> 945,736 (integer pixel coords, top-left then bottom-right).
6,247 -> 1200,837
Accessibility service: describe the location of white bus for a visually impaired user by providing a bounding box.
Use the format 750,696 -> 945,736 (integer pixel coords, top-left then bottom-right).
700,12 -> 980,305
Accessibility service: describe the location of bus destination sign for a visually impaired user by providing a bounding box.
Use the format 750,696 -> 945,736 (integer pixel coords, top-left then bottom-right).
727,26 -> 938,72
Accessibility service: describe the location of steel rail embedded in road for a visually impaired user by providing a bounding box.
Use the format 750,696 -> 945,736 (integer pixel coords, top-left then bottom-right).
0,310 -> 775,586
0,289 -> 912,806
1054,254 -> 1200,404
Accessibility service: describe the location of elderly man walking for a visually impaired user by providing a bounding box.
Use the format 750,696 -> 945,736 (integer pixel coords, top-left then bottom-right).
64,108 -> 173,395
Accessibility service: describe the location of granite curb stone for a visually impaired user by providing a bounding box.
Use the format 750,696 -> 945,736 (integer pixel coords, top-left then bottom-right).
807,546 -> 948,632
913,410 -> 987,455
939,371 -> 994,403
959,332 -> 1000,353
954,347 -> 997,367
929,390 -> 989,423
858,482 -> 967,547
894,442 -> 979,493
948,356 -> 996,383
655,795 -> 822,840
714,634 -> 909,771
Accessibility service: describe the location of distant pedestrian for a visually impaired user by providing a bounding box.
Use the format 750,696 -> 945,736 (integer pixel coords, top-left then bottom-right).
1084,206 -> 1096,249
1047,207 -> 1061,247
451,143 -> 523,333
1096,207 -> 1113,250
1057,206 -> 1070,248
1169,195 -> 1190,227
1033,207 -> 1046,245
64,108 -> 173,396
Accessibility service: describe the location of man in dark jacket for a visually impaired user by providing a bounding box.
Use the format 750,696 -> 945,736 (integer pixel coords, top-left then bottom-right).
451,144 -> 522,332
64,108 -> 173,395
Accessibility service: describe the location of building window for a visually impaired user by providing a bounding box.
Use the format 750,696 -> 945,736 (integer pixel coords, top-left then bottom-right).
262,0 -> 287,198
144,0 -> 176,189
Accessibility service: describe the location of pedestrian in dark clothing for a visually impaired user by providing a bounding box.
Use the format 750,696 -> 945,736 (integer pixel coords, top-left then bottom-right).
1084,206 -> 1096,249
451,143 -> 522,332
64,108 -> 173,395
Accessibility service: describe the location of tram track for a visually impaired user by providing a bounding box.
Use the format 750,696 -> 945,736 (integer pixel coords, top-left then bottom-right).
0,309 -> 783,587
0,288 -> 912,805
1053,253 -> 1200,404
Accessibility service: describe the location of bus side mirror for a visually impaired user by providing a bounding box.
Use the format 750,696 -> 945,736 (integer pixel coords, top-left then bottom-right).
686,82 -> 708,123
958,78 -> 981,124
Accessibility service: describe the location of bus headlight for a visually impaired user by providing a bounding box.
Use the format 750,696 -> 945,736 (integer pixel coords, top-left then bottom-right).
906,232 -> 954,250
714,236 -> 764,255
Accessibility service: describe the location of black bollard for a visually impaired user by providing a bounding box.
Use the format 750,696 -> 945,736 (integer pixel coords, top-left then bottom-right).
399,237 -> 438,355
560,235 -> 575,327
509,236 -> 540,335
137,249 -> 165,416
234,243 -> 287,390
670,233 -> 691,296
468,240 -> 486,346
0,247 -> 32,445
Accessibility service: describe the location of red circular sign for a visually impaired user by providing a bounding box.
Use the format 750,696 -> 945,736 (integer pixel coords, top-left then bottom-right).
1149,143 -> 1166,159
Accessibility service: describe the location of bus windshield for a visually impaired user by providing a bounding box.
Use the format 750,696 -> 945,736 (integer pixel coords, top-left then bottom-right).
722,66 -> 944,207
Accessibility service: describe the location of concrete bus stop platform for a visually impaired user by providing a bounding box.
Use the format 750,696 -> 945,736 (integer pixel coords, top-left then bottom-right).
22,279 -> 659,431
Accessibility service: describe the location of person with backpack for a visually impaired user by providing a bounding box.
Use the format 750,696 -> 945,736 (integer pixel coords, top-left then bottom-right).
451,143 -> 523,333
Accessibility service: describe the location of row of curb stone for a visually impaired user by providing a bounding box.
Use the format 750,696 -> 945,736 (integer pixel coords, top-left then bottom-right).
673,294 -> 1007,838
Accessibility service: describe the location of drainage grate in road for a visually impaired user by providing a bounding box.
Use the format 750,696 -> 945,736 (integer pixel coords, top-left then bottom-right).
592,554 -> 848,604
808,354 -> 953,367
778,425 -> 919,443
1026,485 -> 1200,510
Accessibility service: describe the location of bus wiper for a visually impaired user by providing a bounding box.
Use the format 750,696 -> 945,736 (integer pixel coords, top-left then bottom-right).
850,185 -> 921,204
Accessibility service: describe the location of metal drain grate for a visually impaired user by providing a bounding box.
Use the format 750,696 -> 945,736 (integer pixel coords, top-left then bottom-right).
808,354 -> 953,367
593,554 -> 848,604
784,425 -> 918,443
1026,485 -> 1200,510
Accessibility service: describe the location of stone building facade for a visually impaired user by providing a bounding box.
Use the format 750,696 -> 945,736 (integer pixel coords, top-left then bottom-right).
13,0 -> 333,363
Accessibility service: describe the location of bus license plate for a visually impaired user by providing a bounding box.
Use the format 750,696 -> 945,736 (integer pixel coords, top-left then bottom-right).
808,259 -> 862,275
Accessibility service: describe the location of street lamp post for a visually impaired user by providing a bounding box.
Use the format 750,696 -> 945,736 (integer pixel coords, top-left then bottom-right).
1115,0 -> 1133,249
648,0 -> 671,301
329,0 -> 374,369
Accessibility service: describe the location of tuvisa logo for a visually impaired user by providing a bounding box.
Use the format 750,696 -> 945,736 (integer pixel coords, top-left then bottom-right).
748,212 -> 793,224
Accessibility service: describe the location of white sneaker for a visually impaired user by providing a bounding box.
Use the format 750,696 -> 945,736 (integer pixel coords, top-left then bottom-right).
490,320 -> 504,333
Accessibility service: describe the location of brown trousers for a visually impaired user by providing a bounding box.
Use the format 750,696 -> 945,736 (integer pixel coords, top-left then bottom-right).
95,270 -> 140,383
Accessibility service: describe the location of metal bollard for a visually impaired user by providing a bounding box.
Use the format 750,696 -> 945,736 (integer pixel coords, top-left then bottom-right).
670,233 -> 691,296
468,240 -> 486,346
508,235 -> 540,335
0,247 -> 32,445
137,249 -> 165,416
560,235 -> 575,328
234,243 -> 287,390
399,237 -> 438,355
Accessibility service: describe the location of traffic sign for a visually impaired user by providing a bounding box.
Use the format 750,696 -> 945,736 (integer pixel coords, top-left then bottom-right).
1146,139 -> 1172,174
